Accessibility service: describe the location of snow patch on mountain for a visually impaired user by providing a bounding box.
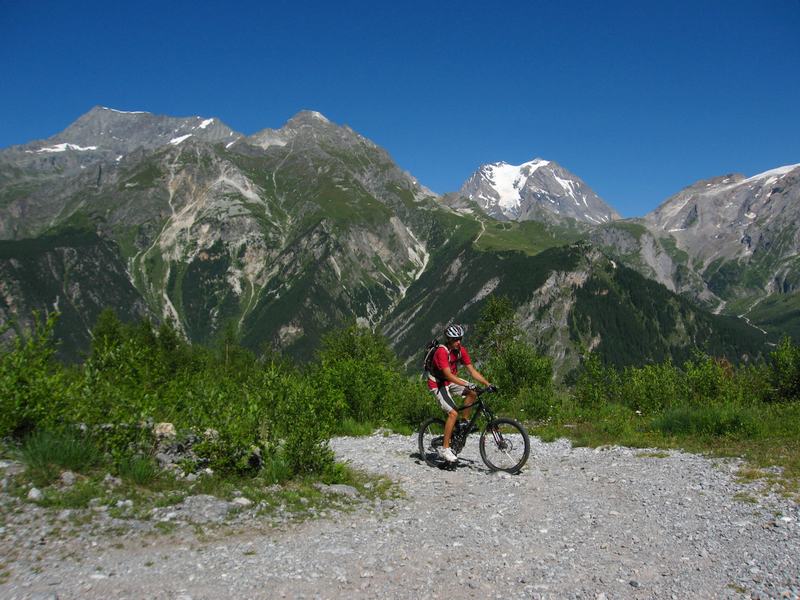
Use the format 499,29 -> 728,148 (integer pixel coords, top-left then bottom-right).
26,143 -> 98,153
742,163 -> 800,184
308,111 -> 330,123
479,159 -> 550,213
169,134 -> 193,145
101,107 -> 147,114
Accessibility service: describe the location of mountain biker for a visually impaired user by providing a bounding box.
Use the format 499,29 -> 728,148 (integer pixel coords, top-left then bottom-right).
427,324 -> 492,463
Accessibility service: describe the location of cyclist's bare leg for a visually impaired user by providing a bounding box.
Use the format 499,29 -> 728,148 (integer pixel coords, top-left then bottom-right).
443,409 -> 458,448
461,389 -> 478,420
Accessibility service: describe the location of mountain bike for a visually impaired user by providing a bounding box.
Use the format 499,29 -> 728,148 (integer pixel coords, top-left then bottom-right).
418,387 -> 530,473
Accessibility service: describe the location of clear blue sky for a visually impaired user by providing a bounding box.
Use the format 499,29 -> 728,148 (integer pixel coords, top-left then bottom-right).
2,0 -> 798,217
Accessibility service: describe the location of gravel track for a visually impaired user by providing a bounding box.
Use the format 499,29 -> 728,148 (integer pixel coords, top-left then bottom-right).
1,433 -> 799,599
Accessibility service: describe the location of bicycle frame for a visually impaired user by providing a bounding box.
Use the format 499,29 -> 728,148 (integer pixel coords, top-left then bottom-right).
450,390 -> 496,451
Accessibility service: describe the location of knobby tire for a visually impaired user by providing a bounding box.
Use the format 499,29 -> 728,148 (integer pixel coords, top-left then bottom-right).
418,417 -> 447,468
479,417 -> 530,473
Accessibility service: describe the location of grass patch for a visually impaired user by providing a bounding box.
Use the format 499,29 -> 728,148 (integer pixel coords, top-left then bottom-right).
154,522 -> 178,534
37,480 -> 105,509
19,430 -> 101,487
475,219 -> 583,256
336,418 -> 377,437
387,422 -> 414,436
635,451 -> 671,458
652,404 -> 760,437
117,456 -> 161,486
733,491 -> 758,504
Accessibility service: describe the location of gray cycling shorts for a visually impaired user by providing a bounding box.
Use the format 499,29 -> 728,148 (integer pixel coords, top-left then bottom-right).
431,384 -> 468,414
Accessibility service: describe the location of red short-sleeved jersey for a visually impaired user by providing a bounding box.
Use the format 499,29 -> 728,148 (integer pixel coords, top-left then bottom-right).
427,345 -> 472,389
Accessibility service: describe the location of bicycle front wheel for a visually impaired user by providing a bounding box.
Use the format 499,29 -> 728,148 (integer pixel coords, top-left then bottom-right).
418,417 -> 446,468
479,418 -> 530,473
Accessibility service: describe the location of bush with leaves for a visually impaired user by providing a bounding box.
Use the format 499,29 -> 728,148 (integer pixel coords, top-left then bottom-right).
313,324 -> 405,427
615,360 -> 686,414
0,312 -> 68,437
472,295 -> 521,358
574,352 -> 619,409
471,295 -> 556,419
770,337 -> 800,402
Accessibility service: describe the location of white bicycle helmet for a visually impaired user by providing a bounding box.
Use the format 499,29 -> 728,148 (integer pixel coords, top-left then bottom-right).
445,324 -> 465,339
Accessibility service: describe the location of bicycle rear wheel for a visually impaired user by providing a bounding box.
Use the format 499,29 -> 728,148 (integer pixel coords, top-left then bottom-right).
479,418 -> 530,473
418,417 -> 446,468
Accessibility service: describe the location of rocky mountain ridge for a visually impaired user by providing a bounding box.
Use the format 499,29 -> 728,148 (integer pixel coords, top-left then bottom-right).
591,163 -> 800,338
0,106 -> 783,368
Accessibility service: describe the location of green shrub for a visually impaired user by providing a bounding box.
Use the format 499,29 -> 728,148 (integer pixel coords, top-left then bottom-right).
593,403 -> 638,439
483,339 -> 553,399
314,324 -> 404,425
392,378 -> 438,426
0,312 -> 66,436
574,352 -> 619,408
260,450 -> 293,484
503,385 -> 554,421
616,360 -> 685,414
275,375 -> 343,475
770,337 -> 800,402
472,295 -> 520,357
684,354 -> 740,405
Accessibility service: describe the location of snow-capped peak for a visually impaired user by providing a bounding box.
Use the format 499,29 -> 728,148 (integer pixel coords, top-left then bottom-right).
460,157 -> 619,224
480,159 -> 551,212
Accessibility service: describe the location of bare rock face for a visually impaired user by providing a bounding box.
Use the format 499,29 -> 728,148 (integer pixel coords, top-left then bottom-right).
643,164 -> 800,299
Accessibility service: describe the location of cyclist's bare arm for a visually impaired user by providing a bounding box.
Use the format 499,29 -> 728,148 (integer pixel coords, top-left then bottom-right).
440,366 -> 471,387
465,364 -> 490,387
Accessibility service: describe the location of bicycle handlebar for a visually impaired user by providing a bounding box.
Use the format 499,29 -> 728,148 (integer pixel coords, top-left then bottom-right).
475,385 -> 498,396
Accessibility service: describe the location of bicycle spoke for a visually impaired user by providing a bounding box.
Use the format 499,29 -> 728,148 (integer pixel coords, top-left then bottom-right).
479,418 -> 530,473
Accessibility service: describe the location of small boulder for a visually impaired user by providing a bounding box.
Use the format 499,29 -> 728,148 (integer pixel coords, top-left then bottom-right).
28,487 -> 43,501
103,473 -> 122,488
177,494 -> 232,523
60,470 -> 77,487
0,460 -> 26,476
153,422 -> 177,439
314,483 -> 359,498
231,497 -> 253,507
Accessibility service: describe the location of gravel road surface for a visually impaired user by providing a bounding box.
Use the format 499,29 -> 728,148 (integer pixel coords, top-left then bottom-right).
1,433 -> 798,599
